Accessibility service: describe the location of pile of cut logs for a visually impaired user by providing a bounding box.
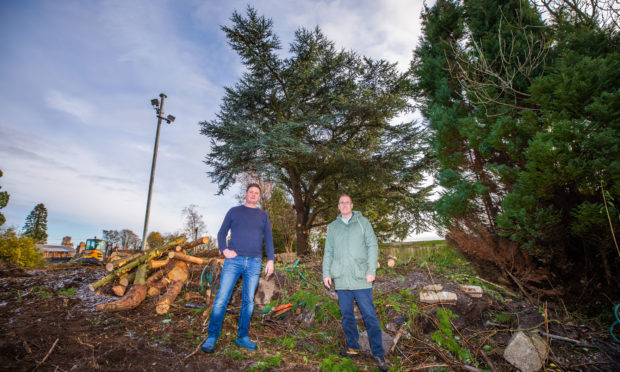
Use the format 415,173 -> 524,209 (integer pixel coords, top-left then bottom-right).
88,237 -> 223,314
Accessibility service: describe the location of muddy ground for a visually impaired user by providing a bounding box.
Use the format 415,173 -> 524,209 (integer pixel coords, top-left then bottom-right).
0,259 -> 619,371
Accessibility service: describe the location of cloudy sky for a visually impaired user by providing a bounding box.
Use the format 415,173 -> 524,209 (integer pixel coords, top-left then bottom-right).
0,0 -> 438,246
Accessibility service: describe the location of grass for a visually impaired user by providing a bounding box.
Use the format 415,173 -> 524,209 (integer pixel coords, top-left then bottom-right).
57,287 -> 77,296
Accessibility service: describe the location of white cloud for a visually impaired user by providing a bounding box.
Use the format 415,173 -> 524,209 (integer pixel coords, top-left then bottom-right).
45,90 -> 95,123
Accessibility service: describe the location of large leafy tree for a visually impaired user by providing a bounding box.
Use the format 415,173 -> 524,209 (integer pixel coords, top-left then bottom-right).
23,203 -> 48,244
411,0 -> 619,302
0,170 -> 9,226
201,7 -> 432,254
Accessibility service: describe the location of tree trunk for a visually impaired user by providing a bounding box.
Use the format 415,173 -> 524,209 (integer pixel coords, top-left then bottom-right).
168,251 -> 210,265
96,264 -> 148,312
156,280 -> 184,314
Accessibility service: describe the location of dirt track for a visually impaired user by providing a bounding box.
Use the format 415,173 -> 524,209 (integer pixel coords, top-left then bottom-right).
1,262 -> 619,371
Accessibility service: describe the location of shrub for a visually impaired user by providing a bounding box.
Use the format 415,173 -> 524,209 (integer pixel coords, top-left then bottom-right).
0,228 -> 45,267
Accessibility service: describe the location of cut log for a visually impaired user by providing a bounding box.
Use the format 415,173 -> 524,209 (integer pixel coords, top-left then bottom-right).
387,259 -> 396,268
156,280 -> 184,314
146,270 -> 165,287
89,237 -> 184,291
175,237 -> 210,252
106,252 -> 142,272
168,251 -> 209,265
148,277 -> 171,296
119,272 -> 136,287
96,264 -> 148,312
167,260 -> 189,282
112,285 -> 126,297
149,258 -> 169,269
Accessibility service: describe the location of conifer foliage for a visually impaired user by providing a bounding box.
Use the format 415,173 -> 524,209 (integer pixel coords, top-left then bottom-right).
411,0 -> 619,303
201,7 -> 432,254
23,203 -> 48,244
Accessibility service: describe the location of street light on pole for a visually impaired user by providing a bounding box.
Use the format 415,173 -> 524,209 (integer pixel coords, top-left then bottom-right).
140,93 -> 175,251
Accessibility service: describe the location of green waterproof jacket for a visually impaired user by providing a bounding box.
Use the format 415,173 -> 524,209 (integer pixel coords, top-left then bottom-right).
322,211 -> 379,290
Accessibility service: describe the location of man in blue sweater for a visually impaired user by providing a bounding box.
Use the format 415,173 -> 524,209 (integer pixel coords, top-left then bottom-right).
201,183 -> 275,353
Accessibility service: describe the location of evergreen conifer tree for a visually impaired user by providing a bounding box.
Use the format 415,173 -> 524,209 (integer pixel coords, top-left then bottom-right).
201,7 -> 432,254
23,203 -> 48,244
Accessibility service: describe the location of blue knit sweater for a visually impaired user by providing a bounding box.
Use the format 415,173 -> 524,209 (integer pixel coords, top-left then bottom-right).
217,205 -> 275,261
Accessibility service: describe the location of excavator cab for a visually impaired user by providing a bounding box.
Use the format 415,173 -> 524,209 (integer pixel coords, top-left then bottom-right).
81,238 -> 111,264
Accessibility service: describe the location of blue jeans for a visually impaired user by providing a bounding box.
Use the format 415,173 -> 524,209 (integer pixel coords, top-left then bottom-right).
207,256 -> 262,339
337,288 -> 385,357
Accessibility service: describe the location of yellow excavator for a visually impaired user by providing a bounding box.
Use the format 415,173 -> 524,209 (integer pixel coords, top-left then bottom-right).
73,238 -> 112,264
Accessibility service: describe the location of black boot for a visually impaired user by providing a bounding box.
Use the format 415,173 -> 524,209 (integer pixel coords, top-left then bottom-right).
373,355 -> 389,371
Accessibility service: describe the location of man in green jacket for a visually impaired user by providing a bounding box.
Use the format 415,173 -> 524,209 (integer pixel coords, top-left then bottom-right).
322,194 -> 388,372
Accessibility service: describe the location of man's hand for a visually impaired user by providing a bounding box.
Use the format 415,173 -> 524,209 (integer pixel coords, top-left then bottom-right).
222,249 -> 237,259
265,260 -> 274,277
323,277 -> 333,289
366,274 -> 375,283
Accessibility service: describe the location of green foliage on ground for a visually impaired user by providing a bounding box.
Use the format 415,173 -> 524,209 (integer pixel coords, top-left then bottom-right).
319,354 -> 358,372
432,308 -> 471,363
249,353 -> 283,372
0,228 -> 45,267
290,289 -> 341,323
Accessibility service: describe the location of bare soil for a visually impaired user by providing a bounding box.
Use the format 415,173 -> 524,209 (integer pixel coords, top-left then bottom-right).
0,261 -> 618,371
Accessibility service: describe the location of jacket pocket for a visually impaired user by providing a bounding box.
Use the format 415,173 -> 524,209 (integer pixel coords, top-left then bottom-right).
353,258 -> 366,279
331,262 -> 344,278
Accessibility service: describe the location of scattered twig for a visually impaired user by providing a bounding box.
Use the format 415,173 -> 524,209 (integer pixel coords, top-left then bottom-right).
479,349 -> 499,372
76,337 -> 94,349
536,330 -> 597,349
184,337 -> 207,360
390,324 -> 407,354
32,338 -> 59,371
411,364 -> 450,370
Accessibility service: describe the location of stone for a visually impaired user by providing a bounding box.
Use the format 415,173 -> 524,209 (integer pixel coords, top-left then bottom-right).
419,291 -> 457,304
253,276 -> 279,308
503,331 -> 549,372
458,284 -> 483,298
358,330 -> 394,355
423,284 -> 443,291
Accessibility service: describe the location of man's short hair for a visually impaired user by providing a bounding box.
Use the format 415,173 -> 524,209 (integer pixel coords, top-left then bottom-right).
246,183 -> 261,193
338,194 -> 352,202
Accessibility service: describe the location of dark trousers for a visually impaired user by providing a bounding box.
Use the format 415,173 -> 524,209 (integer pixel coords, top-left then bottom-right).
337,288 -> 385,357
